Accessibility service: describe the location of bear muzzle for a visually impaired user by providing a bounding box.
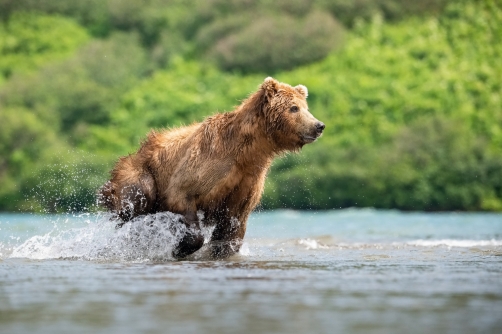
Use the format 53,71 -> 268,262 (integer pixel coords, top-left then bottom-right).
302,122 -> 325,143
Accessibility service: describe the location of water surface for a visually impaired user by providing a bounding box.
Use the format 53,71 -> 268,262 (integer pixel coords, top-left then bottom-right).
1,210 -> 501,333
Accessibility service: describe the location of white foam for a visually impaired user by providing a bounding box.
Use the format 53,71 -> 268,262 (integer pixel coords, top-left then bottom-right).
298,238 -> 329,250
239,242 -> 251,256
406,239 -> 502,248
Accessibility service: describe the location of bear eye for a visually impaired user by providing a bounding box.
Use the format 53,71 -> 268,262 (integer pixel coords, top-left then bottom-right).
290,106 -> 299,113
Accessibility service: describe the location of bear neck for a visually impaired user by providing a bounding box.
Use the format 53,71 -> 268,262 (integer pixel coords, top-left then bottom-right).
229,105 -> 277,169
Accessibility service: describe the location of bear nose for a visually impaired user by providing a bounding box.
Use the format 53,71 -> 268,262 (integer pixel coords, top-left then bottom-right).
316,122 -> 325,132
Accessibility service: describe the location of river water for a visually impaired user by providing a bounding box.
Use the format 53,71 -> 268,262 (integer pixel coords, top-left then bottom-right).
1,209 -> 501,333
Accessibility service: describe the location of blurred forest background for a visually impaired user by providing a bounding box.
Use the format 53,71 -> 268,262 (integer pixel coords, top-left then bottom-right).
0,0 -> 501,213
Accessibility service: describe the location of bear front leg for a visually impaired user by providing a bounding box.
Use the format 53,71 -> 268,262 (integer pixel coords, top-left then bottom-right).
172,209 -> 204,259
209,217 -> 246,260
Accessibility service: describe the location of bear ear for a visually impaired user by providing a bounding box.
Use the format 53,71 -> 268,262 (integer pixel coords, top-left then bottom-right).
294,84 -> 308,98
261,77 -> 279,101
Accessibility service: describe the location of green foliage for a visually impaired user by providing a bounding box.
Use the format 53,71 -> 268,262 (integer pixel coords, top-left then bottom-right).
0,0 -> 110,36
207,11 -> 344,73
107,59 -> 261,149
279,0 -> 502,149
320,0 -> 449,27
0,12 -> 89,83
1,32 -> 149,137
0,0 -> 501,212
0,28 -> 149,212
0,0 -> 449,75
102,0 -> 203,47
189,1 -> 346,72
0,107 -> 108,213
263,118 -> 502,211
262,0 -> 502,210
0,107 -> 56,186
378,118 -> 502,211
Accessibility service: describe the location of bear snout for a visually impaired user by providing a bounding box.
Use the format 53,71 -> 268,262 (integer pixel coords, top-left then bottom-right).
315,122 -> 325,133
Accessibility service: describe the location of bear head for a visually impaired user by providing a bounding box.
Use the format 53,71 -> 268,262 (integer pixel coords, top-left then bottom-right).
260,77 -> 325,151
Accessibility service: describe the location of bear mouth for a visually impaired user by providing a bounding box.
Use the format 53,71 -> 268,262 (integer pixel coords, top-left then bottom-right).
301,135 -> 319,144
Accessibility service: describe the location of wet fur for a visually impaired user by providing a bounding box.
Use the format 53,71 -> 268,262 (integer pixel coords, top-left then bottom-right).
98,77 -> 322,259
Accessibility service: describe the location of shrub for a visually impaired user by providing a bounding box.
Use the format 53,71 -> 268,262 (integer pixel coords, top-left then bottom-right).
194,16 -> 250,53
0,0 -> 109,36
108,59 -> 261,147
262,118 -> 502,211
150,30 -> 192,69
321,0 -> 450,27
208,11 -> 344,73
0,107 -> 109,212
0,12 -> 89,83
1,32 -> 148,135
0,106 -> 58,210
377,117 -> 502,211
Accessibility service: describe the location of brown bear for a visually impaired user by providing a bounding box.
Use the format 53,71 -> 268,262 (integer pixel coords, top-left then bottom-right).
98,77 -> 324,259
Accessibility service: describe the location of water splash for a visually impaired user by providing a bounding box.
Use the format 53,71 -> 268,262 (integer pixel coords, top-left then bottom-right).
9,212 -> 216,262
